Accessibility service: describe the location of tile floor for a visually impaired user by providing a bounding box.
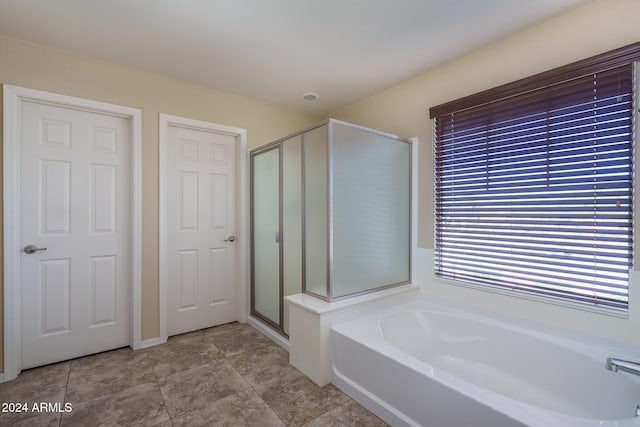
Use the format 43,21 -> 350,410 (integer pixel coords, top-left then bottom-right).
0,322 -> 387,426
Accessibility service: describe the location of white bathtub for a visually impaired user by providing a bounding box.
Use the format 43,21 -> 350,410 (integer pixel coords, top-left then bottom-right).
331,293 -> 640,427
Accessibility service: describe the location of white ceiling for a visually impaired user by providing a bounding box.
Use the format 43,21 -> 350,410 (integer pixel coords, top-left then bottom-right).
0,0 -> 594,116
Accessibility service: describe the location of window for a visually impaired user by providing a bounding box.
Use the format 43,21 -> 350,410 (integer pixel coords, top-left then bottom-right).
430,44 -> 639,311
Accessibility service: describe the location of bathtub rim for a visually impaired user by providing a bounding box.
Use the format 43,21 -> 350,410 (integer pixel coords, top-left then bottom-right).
330,292 -> 640,427
332,291 -> 640,358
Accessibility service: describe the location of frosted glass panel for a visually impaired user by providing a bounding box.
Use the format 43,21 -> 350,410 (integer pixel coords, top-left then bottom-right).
304,125 -> 328,298
332,124 -> 410,298
282,136 -> 302,335
252,148 -> 280,324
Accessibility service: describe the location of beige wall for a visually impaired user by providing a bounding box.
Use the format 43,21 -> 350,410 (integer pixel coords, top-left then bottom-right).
0,34 -> 320,372
331,0 -> 640,345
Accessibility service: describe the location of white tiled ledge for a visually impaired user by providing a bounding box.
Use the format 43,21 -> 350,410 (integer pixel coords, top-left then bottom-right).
285,283 -> 420,315
286,283 -> 419,386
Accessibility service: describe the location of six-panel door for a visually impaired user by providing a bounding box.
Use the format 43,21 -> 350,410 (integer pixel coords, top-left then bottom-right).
167,125 -> 237,336
20,100 -> 131,369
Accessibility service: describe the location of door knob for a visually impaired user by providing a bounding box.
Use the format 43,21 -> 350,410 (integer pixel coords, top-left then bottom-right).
224,235 -> 236,242
24,245 -> 47,254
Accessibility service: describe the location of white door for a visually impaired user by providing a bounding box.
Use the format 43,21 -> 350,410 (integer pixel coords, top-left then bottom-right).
167,125 -> 238,336
20,100 -> 130,369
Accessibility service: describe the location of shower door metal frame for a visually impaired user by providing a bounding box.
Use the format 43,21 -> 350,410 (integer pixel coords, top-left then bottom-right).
249,143 -> 284,334
249,121 -> 327,336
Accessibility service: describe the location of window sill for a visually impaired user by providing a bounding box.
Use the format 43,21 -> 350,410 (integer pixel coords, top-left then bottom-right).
431,275 -> 629,320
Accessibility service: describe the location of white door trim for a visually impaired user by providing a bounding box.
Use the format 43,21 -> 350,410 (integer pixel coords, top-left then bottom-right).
159,113 -> 247,343
3,85 -> 142,381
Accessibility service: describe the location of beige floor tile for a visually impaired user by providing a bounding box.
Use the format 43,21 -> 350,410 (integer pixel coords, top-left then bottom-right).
205,323 -> 272,357
60,382 -> 170,426
68,347 -> 137,372
227,342 -> 304,388
256,375 -> 350,426
0,361 -> 70,427
165,330 -> 204,343
0,406 -> 62,427
158,359 -> 251,418
303,398 -> 388,427
145,333 -> 222,378
201,321 -> 246,337
172,389 -> 285,427
66,350 -> 155,402
0,361 -> 70,402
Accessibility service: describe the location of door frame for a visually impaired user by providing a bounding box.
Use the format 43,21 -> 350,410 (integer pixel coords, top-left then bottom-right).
3,85 -> 142,382
158,113 -> 247,343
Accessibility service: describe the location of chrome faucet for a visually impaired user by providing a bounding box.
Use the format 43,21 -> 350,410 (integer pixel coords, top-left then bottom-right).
606,357 -> 640,376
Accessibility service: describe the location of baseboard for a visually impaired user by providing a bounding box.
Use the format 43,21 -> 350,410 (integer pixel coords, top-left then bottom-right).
134,337 -> 166,350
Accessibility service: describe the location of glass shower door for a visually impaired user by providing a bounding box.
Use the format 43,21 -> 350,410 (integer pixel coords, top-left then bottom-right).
251,147 -> 281,326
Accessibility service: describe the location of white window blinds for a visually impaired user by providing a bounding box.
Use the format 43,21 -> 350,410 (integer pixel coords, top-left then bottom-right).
433,64 -> 634,310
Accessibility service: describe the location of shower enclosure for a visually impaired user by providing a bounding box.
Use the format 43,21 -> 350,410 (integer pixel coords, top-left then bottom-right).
250,119 -> 411,336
